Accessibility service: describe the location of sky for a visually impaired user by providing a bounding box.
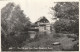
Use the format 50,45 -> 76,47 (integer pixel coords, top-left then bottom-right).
0,0 -> 78,23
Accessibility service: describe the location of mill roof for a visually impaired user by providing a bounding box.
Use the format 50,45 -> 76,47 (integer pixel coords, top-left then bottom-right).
37,16 -> 49,23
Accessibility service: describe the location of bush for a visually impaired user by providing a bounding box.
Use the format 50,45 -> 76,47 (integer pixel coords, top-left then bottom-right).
1,32 -> 29,51
53,19 -> 79,34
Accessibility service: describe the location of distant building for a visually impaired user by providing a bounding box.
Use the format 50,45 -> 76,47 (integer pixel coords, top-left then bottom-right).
35,16 -> 51,32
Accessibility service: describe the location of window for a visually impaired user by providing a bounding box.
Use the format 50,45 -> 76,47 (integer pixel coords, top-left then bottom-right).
44,26 -> 46,30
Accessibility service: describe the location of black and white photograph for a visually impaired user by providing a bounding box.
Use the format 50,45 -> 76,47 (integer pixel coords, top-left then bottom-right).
0,0 -> 79,51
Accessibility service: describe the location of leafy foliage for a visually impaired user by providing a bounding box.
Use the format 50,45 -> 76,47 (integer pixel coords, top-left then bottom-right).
1,3 -> 31,50
51,2 -> 79,34
51,2 -> 79,20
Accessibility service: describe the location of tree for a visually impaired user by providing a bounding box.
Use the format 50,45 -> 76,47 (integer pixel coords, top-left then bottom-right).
1,3 -> 15,35
51,2 -> 79,34
53,19 -> 71,33
51,2 -> 79,20
1,3 -> 31,50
